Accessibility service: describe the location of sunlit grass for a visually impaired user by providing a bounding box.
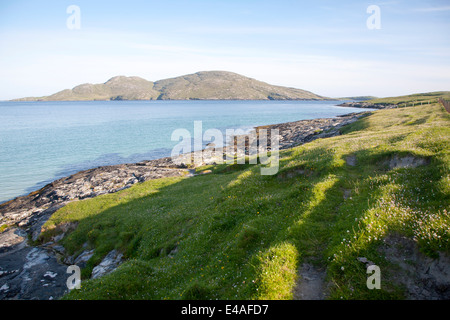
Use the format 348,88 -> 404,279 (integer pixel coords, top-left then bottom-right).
40,103 -> 449,300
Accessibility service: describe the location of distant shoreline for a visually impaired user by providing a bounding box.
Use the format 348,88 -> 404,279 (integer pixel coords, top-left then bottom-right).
9,98 -> 336,102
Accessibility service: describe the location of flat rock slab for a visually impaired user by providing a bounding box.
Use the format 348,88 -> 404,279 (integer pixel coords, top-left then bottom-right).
0,160 -> 187,229
0,228 -> 27,254
0,245 -> 69,300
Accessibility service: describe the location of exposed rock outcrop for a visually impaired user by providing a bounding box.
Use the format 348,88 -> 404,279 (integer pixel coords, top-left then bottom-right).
91,250 -> 123,279
337,102 -> 396,109
255,112 -> 371,150
0,159 -> 189,300
0,158 -> 188,230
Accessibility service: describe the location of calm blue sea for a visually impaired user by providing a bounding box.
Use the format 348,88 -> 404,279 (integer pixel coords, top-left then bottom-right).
0,100 -> 367,203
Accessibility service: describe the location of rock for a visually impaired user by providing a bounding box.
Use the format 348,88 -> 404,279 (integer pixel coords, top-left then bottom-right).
346,155 -> 357,166
52,245 -> 65,254
337,102 -> 396,109
0,284 -> 9,292
24,247 -> 50,269
0,159 -> 189,230
91,250 -> 123,279
0,228 -> 27,254
43,271 -> 58,279
168,246 -> 178,258
0,245 -> 69,300
387,155 -> 430,170
245,112 -> 371,152
357,257 -> 368,264
53,233 -> 65,243
343,189 -> 352,200
73,249 -> 94,268
357,257 -> 375,267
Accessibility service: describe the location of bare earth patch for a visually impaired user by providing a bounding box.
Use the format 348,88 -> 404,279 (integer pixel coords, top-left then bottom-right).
387,155 -> 430,170
379,234 -> 450,299
293,263 -> 328,300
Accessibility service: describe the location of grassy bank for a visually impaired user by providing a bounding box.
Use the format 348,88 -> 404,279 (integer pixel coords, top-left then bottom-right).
41,102 -> 450,300
368,91 -> 450,106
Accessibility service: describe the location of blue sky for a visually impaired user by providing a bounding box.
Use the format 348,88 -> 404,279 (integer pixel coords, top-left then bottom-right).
0,0 -> 449,99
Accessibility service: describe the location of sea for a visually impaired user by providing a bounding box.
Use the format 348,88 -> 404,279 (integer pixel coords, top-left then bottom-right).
0,100 -> 369,203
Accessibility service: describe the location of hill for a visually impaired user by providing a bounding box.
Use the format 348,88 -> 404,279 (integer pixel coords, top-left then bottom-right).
13,71 -> 326,101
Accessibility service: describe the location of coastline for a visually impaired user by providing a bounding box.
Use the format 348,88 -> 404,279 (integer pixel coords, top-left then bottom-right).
0,108 -> 374,299
0,109 -> 373,230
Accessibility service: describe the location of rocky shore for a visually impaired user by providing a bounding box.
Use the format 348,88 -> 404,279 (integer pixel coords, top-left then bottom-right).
0,110 -> 372,300
255,111 -> 372,150
0,158 -> 191,299
337,101 -> 397,109
0,158 -> 189,232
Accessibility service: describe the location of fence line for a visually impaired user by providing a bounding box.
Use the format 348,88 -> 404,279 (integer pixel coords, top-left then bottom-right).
438,98 -> 450,113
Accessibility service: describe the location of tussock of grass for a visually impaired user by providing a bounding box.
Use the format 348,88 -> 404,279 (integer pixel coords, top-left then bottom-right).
42,103 -> 450,300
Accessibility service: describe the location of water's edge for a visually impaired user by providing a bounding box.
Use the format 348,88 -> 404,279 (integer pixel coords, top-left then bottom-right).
0,100 -> 367,203
0,108 -> 377,300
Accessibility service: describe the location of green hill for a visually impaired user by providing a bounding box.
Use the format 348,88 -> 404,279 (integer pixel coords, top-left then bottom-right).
152,71 -> 324,100
13,71 -> 326,101
38,99 -> 450,300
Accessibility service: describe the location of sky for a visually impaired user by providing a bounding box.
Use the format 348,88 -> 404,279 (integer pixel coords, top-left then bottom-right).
0,0 -> 449,100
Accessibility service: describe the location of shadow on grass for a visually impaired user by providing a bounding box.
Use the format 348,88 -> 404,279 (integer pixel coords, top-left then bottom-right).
42,129 -> 447,300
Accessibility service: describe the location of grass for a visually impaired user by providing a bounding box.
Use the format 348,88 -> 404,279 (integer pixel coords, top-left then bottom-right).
368,91 -> 450,107
0,223 -> 13,233
40,102 -> 450,300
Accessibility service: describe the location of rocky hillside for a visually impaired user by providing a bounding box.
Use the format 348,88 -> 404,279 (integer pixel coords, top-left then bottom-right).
13,71 -> 326,101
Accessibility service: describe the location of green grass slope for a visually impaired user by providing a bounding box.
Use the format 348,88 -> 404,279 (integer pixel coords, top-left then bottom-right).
40,102 -> 450,300
368,91 -> 450,106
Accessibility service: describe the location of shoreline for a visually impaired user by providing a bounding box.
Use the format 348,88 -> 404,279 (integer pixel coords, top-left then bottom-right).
0,108 -> 375,299
0,109 -> 374,231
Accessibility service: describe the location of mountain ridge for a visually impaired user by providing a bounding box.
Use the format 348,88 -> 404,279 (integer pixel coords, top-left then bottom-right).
12,71 -> 328,101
